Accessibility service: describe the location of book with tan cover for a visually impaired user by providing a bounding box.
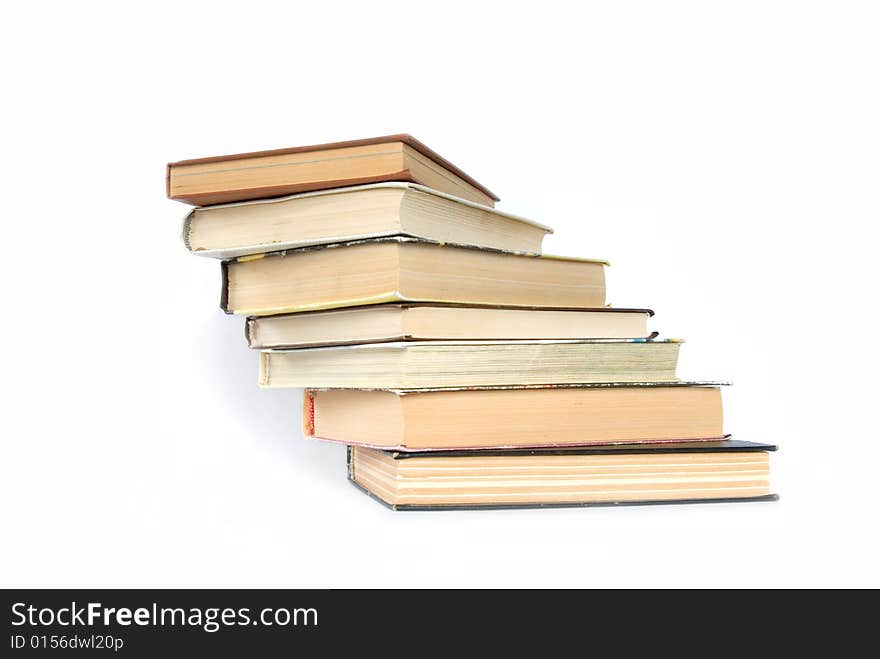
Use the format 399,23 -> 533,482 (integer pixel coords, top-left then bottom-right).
304,383 -> 728,451
182,183 -> 550,259
260,339 -> 681,389
222,237 -> 608,316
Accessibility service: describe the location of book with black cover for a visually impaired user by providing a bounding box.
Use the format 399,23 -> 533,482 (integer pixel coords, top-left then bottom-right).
245,303 -> 657,349
347,440 -> 778,511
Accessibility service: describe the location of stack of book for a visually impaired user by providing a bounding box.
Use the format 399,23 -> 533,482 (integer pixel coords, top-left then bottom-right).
168,134 -> 777,510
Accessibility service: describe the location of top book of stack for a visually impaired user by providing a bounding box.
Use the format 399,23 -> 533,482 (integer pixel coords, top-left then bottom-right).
167,134 -> 499,206
168,135 -> 552,258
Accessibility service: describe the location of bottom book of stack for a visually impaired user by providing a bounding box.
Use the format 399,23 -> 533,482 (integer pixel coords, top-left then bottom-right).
347,440 -> 777,510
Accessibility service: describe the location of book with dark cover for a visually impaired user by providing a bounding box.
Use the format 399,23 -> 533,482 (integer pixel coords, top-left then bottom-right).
347,440 -> 779,511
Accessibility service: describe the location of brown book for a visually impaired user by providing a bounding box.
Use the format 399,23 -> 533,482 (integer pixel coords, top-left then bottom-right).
222,238 -> 607,316
167,134 -> 499,207
304,383 -> 726,451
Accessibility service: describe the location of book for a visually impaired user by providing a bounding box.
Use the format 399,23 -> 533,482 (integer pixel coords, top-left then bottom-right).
246,304 -> 656,349
167,134 -> 499,207
183,183 -> 550,259
261,339 -> 681,388
348,441 -> 777,510
304,383 -> 726,450
222,237 -> 607,316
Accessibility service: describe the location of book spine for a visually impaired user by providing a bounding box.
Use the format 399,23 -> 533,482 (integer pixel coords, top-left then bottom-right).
258,353 -> 270,387
220,260 -> 231,313
303,391 -> 316,436
181,209 -> 195,252
244,318 -> 257,348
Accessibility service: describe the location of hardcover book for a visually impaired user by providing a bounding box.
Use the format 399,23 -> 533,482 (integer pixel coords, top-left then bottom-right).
347,440 -> 777,510
260,339 -> 681,389
183,183 -> 550,259
167,134 -> 499,207
222,237 -> 607,316
246,304 -> 656,349
304,383 -> 727,450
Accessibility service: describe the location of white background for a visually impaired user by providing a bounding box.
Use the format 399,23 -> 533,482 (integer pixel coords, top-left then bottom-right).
2,1 -> 878,588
